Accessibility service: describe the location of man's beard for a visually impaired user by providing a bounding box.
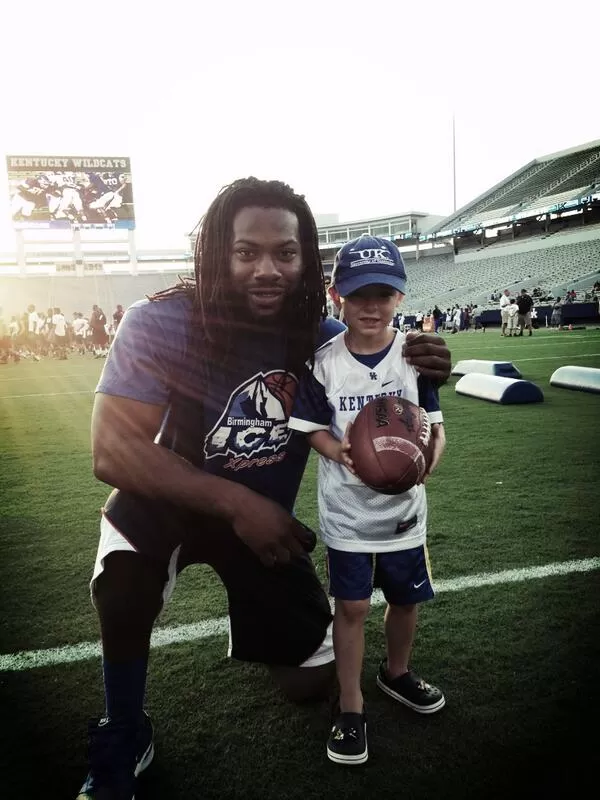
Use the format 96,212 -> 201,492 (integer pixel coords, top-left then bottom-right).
228,287 -> 299,329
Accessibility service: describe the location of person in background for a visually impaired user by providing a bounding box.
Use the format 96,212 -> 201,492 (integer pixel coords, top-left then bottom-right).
90,305 -> 108,358
52,307 -> 68,359
506,298 -> 519,337
531,306 -> 538,330
452,306 -> 461,334
113,305 -> 124,331
72,313 -> 88,355
499,289 -> 511,336
550,297 -> 563,330
516,289 -> 534,337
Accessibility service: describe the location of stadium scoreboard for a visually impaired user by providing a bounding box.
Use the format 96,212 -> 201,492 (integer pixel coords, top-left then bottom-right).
6,154 -> 135,231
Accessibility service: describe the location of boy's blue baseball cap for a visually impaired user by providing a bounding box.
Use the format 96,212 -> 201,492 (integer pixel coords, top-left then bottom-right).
331,235 -> 407,297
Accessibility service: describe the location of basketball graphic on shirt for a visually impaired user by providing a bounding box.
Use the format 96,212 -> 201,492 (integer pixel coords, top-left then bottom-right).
263,372 -> 297,418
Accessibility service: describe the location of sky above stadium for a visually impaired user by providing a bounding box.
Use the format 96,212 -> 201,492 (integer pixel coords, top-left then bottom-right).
1,0 -> 599,251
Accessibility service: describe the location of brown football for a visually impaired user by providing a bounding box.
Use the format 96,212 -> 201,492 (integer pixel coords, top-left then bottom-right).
349,396 -> 432,494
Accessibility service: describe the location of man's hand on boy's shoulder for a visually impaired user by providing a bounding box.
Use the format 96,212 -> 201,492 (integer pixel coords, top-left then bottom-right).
402,332 -> 451,384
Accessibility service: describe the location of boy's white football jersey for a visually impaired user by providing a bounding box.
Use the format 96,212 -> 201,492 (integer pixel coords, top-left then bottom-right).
289,331 -> 443,553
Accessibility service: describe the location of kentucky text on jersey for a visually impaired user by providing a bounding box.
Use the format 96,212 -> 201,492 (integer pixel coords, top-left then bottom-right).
338,389 -> 402,411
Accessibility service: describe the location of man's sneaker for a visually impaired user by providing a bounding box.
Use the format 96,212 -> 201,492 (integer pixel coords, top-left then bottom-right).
76,712 -> 154,799
326,710 -> 368,765
376,661 -> 445,714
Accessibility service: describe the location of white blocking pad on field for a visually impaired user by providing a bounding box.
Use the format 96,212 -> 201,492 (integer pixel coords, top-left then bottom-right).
455,374 -> 544,404
549,365 -> 600,394
452,359 -> 522,378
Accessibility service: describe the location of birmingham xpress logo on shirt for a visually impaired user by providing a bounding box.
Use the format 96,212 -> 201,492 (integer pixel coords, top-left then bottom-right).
204,370 -> 297,471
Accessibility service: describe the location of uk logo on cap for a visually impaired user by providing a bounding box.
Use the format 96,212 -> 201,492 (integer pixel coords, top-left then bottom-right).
331,234 -> 407,297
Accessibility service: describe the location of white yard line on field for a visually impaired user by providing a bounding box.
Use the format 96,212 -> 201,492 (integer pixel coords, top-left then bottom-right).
1,556 -> 598,673
452,339 -> 594,352
510,353 -> 600,362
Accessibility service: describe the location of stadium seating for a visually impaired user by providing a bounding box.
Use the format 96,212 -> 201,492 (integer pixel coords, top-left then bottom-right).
427,140 -> 600,239
401,233 -> 600,314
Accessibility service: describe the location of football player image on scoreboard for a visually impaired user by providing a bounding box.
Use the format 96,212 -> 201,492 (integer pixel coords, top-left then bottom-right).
10,174 -> 54,220
78,173 -> 113,223
51,172 -> 86,222
82,172 -> 132,223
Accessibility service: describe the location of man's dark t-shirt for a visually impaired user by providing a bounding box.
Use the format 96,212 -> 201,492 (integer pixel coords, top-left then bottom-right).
96,295 -> 344,554
516,294 -> 533,314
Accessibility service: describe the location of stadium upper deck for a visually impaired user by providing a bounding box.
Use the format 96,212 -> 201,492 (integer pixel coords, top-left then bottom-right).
425,139 -> 600,239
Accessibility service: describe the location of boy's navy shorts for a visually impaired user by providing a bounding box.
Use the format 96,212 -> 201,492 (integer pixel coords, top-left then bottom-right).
327,545 -> 434,606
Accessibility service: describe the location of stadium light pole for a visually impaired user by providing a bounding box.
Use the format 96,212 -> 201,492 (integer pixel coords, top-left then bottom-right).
452,114 -> 457,212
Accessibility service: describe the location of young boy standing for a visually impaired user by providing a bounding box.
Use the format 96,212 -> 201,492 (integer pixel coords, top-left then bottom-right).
506,298 -> 519,336
289,235 -> 446,766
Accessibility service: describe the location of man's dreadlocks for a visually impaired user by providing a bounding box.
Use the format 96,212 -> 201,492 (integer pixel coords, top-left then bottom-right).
151,177 -> 327,375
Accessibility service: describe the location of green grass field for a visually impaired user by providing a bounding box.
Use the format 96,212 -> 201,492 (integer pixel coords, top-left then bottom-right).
1,328 -> 599,799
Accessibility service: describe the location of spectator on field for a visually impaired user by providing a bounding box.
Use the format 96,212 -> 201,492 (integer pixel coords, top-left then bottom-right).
415,311 -> 423,332
506,299 -> 519,336
551,298 -> 563,330
72,313 -> 88,355
113,305 -> 124,330
90,304 -> 108,357
2,318 -> 20,363
531,307 -> 538,329
516,289 -> 534,337
36,313 -> 48,354
474,309 -> 486,333
26,304 -> 41,359
52,307 -> 68,360
432,305 -> 442,333
499,289 -> 511,337
462,307 -> 471,332
452,306 -> 461,334
8,315 -> 19,342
